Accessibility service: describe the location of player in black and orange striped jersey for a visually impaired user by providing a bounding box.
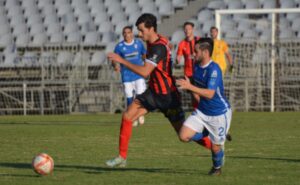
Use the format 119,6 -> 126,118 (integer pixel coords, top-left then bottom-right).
106,13 -> 211,168
176,21 -> 200,79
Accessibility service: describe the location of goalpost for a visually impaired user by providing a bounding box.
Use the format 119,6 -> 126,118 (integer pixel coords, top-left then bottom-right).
215,8 -> 300,112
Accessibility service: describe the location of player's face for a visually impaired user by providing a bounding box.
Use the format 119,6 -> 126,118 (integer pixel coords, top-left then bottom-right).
184,25 -> 194,38
137,23 -> 152,41
210,29 -> 218,39
123,28 -> 133,42
194,44 -> 204,62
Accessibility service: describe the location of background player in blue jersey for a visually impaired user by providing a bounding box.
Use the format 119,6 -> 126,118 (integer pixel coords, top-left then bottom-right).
113,26 -> 147,126
176,38 -> 232,176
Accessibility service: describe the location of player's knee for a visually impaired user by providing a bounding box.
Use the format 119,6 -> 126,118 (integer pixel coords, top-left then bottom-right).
179,133 -> 191,143
122,112 -> 134,122
211,144 -> 222,153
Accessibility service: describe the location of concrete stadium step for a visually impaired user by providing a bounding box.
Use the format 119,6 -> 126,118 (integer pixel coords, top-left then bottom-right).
158,0 -> 210,38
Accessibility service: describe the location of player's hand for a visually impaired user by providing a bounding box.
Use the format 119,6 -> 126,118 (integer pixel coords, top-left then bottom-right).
176,76 -> 191,90
114,64 -> 120,72
107,53 -> 123,64
229,64 -> 234,73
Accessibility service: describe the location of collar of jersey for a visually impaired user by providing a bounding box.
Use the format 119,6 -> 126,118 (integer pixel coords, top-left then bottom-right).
124,39 -> 134,46
200,60 -> 213,68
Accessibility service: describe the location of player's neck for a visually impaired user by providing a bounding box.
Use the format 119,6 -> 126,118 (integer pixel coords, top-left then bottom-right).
186,35 -> 194,41
124,39 -> 134,45
148,33 -> 159,44
200,58 -> 211,67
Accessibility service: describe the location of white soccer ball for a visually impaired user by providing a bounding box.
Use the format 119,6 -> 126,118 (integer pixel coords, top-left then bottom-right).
32,153 -> 54,175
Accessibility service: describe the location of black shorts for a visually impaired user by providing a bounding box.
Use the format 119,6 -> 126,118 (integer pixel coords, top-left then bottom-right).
136,88 -> 185,123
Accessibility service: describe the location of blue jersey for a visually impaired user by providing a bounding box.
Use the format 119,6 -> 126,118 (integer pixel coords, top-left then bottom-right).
114,39 -> 146,83
193,61 -> 230,116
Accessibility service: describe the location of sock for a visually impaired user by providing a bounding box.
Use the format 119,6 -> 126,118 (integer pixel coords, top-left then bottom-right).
212,149 -> 224,169
126,97 -> 133,107
119,117 -> 133,159
200,137 -> 212,149
193,128 -> 212,149
191,132 -> 203,141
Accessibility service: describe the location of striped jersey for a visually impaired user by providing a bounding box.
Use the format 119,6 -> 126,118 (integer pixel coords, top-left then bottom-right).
145,35 -> 177,94
176,36 -> 200,77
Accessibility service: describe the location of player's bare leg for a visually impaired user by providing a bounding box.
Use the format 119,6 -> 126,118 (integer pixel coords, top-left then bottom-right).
170,120 -> 211,149
106,99 -> 148,167
179,124 -> 223,175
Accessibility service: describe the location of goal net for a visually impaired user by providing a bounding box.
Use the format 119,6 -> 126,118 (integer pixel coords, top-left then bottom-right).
216,8 -> 300,112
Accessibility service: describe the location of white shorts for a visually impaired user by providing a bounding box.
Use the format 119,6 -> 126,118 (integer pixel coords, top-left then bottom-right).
183,108 -> 232,145
123,78 -> 146,98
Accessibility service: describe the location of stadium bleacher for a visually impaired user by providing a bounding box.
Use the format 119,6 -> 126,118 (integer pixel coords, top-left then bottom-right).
170,0 -> 300,46
0,0 -> 298,65
0,0 -> 299,114
0,0 -> 187,67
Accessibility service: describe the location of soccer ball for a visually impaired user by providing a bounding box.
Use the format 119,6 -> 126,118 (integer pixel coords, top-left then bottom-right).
32,153 -> 54,175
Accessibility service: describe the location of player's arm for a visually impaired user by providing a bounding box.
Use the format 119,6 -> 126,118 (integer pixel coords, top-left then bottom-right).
108,53 -> 155,78
176,76 -> 215,99
112,61 -> 120,72
192,92 -> 200,103
176,55 -> 183,65
189,78 -> 200,102
176,73 -> 218,99
112,45 -> 121,72
223,41 -> 233,71
108,44 -> 166,78
225,51 -> 233,66
176,42 -> 183,65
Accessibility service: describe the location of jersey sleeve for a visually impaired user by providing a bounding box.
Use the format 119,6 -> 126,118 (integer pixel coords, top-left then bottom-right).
114,44 -> 121,55
222,41 -> 229,53
207,67 -> 222,90
145,44 -> 167,67
176,41 -> 184,56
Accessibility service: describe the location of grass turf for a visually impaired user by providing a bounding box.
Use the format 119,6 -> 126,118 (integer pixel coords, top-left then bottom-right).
0,112 -> 299,185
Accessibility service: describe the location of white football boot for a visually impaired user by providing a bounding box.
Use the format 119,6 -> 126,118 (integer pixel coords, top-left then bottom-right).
132,120 -> 138,127
105,156 -> 127,168
138,116 -> 145,125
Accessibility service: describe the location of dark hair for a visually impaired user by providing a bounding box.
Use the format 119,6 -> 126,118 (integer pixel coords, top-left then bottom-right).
183,21 -> 194,28
195,37 -> 214,57
210,26 -> 218,32
122,25 -> 133,33
135,13 -> 157,32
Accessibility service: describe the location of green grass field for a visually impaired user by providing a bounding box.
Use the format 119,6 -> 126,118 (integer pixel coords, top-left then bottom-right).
0,112 -> 299,185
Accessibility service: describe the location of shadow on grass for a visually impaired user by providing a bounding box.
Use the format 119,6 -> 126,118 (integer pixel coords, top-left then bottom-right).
199,154 -> 300,163
227,156 -> 300,163
0,121 -> 116,125
0,173 -> 39,178
0,162 -> 203,175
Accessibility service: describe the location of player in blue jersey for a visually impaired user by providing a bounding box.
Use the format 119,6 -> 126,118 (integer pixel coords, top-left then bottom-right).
176,37 -> 232,176
113,26 -> 147,126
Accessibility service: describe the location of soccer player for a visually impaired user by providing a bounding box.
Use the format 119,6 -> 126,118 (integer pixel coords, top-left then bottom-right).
113,26 -> 147,126
176,22 -> 200,108
175,22 -> 211,146
106,13 -> 211,168
210,26 -> 233,142
210,26 -> 233,76
176,22 -> 200,80
176,38 -> 232,176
